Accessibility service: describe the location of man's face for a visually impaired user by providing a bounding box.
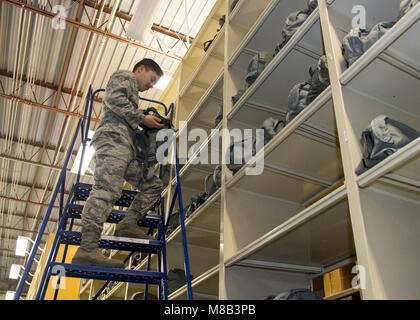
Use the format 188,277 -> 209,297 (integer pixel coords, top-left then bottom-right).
134,65 -> 161,92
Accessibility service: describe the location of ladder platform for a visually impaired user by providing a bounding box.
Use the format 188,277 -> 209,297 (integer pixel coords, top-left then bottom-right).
50,262 -> 163,284
66,204 -> 161,228
73,183 -> 137,207
60,231 -> 163,254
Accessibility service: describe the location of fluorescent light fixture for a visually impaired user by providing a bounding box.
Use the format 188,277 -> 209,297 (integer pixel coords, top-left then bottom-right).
15,236 -> 29,257
71,130 -> 95,175
9,264 -> 22,280
5,291 -> 15,300
126,0 -> 163,43
154,75 -> 172,90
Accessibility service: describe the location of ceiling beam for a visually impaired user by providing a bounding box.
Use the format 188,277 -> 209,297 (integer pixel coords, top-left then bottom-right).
4,0 -> 182,61
0,225 -> 50,235
0,195 -> 60,209
0,153 -> 68,172
0,153 -> 93,177
0,210 -> 67,226
74,0 -> 194,44
0,92 -> 100,122
0,70 -> 103,103
3,179 -> 70,195
0,134 -> 78,156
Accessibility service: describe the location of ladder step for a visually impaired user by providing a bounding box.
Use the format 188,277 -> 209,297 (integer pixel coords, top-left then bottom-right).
66,204 -> 162,228
72,183 -> 137,207
51,262 -> 163,285
60,231 -> 163,254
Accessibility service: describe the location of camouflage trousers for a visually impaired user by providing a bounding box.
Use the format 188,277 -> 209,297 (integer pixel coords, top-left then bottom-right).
81,135 -> 163,235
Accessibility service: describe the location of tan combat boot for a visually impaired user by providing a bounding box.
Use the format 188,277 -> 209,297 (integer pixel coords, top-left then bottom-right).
114,210 -> 155,240
72,230 -> 125,268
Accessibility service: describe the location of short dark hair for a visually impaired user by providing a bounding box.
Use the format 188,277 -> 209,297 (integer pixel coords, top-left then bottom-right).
132,58 -> 163,77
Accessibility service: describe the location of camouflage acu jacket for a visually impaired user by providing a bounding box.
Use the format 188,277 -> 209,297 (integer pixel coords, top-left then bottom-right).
92,70 -> 146,154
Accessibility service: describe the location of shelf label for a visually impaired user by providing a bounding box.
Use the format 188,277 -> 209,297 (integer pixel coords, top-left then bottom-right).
343,130 -> 349,142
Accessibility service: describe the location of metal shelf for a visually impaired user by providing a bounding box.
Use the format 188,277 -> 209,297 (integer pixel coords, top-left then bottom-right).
226,88 -> 342,205
229,0 -> 315,68
180,70 -> 224,128
225,185 -> 355,272
167,188 -> 221,249
228,9 -> 323,126
169,264 -> 219,300
229,0 -> 273,32
180,27 -> 225,100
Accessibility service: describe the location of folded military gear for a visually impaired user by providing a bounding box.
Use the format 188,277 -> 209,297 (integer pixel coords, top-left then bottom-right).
285,55 -> 330,123
185,191 -> 208,219
230,0 -> 239,12
266,288 -> 323,300
398,0 -> 419,20
261,117 -> 285,145
165,210 -> 180,236
245,51 -> 272,87
226,118 -> 283,174
167,269 -> 195,295
274,1 -> 318,56
205,165 -> 222,197
356,115 -> 420,175
232,89 -> 245,105
286,81 -> 312,123
203,14 -> 225,52
226,133 -> 255,174
306,55 -> 330,104
342,21 -> 395,67
214,102 -> 223,127
131,291 -> 158,300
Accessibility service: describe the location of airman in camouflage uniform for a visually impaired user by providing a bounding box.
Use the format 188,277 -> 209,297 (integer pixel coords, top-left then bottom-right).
72,59 -> 165,268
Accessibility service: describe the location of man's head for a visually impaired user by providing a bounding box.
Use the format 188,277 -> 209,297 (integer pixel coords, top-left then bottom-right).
132,59 -> 164,92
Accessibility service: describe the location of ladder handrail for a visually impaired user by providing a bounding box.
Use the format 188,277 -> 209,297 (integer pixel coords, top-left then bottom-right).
14,116 -> 84,300
34,86 -> 97,300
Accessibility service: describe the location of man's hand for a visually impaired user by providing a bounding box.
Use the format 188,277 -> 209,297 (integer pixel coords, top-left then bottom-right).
141,115 -> 165,129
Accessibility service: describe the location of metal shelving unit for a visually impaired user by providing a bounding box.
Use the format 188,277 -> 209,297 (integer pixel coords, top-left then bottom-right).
86,0 -> 420,300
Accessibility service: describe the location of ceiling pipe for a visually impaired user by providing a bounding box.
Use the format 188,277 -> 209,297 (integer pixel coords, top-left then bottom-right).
3,0 -> 182,61
0,0 -> 31,273
22,0 -> 86,239
29,0 -> 122,233
28,0 -> 106,234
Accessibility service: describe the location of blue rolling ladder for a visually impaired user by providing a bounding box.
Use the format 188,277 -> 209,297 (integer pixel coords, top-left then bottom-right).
14,86 -> 194,300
